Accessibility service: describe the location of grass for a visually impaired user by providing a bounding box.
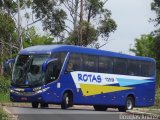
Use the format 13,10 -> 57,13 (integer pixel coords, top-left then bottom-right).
0,76 -> 10,103
0,93 -> 10,103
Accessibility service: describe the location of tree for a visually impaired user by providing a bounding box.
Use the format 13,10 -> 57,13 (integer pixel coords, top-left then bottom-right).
151,0 -> 160,25
23,27 -> 54,48
25,0 -> 117,47
66,21 -> 97,46
0,11 -> 16,74
25,0 -> 67,38
151,29 -> 160,70
130,34 -> 156,58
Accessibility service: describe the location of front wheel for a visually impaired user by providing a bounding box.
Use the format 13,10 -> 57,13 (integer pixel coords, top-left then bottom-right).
32,102 -> 39,108
61,92 -> 73,109
93,105 -> 107,111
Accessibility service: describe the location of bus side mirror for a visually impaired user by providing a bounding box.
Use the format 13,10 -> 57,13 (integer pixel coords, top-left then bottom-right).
4,58 -> 15,76
42,58 -> 58,72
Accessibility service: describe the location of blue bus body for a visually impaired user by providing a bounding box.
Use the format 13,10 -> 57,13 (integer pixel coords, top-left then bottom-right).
10,45 -> 156,110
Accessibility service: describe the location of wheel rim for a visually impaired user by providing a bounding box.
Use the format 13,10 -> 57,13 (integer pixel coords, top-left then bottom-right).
127,99 -> 133,110
66,96 -> 69,105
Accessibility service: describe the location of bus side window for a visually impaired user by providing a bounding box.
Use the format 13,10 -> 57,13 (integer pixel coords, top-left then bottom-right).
98,56 -> 113,73
113,58 -> 127,75
141,62 -> 155,77
66,53 -> 82,72
52,52 -> 67,71
83,55 -> 98,72
128,60 -> 141,76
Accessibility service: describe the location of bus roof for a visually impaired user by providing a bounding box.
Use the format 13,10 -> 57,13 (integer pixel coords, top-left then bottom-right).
19,45 -> 155,62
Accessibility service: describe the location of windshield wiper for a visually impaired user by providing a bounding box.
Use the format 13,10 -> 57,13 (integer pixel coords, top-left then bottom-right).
19,56 -> 33,85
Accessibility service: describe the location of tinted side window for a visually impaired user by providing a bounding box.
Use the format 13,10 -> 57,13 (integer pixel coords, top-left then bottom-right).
67,53 -> 83,71
98,56 -> 113,73
128,60 -> 141,76
46,61 -> 60,84
83,55 -> 98,72
141,62 -> 155,77
48,52 -> 67,80
113,58 -> 127,75
52,52 -> 67,65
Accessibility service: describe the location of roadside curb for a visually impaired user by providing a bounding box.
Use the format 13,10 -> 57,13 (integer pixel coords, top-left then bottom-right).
2,106 -> 19,120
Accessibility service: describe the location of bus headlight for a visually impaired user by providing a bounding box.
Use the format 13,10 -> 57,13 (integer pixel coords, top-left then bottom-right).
10,89 -> 14,93
34,87 -> 50,94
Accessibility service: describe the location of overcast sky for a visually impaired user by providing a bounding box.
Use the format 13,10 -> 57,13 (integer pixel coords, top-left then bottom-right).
100,0 -> 156,55
23,0 -> 156,55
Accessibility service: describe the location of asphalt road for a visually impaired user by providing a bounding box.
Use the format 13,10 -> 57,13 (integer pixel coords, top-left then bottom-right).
3,106 -> 159,120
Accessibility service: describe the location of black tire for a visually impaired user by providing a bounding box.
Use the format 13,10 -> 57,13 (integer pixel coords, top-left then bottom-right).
118,96 -> 134,112
93,105 -> 107,111
32,102 -> 39,108
40,103 -> 49,108
61,92 -> 73,109
118,107 -> 126,112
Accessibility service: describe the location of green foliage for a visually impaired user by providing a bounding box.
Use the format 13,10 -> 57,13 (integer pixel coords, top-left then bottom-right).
0,76 -> 10,93
155,86 -> 160,108
130,34 -> 156,58
23,27 -> 53,47
0,76 -> 10,102
30,0 -> 67,37
99,18 -> 117,38
0,12 -> 15,40
84,0 -> 105,17
0,11 -> 17,65
151,0 -> 160,25
0,0 -> 17,13
152,29 -> 160,70
66,21 -> 97,46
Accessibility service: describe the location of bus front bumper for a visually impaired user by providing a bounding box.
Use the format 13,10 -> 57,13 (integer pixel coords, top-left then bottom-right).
10,87 -> 49,102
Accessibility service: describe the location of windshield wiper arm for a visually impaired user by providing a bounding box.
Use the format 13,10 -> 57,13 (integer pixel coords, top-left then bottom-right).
20,56 -> 33,84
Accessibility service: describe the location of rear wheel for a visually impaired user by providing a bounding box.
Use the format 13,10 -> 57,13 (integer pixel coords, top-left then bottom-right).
118,96 -> 134,112
93,105 -> 107,111
118,107 -> 126,112
61,92 -> 73,109
32,102 -> 39,108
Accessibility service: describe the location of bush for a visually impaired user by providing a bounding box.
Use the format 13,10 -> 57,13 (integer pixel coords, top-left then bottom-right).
156,71 -> 160,88
0,76 -> 10,102
0,76 -> 10,93
155,87 -> 160,108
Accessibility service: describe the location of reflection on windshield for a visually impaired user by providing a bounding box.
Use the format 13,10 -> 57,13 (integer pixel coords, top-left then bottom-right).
12,54 -> 49,87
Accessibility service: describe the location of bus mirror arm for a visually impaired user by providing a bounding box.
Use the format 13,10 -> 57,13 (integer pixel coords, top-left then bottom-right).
4,58 -> 15,77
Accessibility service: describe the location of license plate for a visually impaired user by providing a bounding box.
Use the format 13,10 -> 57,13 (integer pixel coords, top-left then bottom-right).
21,97 -> 27,101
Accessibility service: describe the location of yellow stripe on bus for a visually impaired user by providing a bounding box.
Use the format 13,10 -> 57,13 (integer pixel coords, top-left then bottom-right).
80,84 -> 133,96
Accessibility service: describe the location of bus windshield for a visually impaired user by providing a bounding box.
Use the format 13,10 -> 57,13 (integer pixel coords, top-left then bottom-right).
12,54 -> 50,87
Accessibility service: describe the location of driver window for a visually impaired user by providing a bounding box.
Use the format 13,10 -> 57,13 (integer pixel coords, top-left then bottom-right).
46,52 -> 67,84
45,61 -> 60,84
66,53 -> 83,72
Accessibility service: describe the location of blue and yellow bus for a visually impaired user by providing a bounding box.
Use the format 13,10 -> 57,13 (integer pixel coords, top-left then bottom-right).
10,45 -> 156,112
